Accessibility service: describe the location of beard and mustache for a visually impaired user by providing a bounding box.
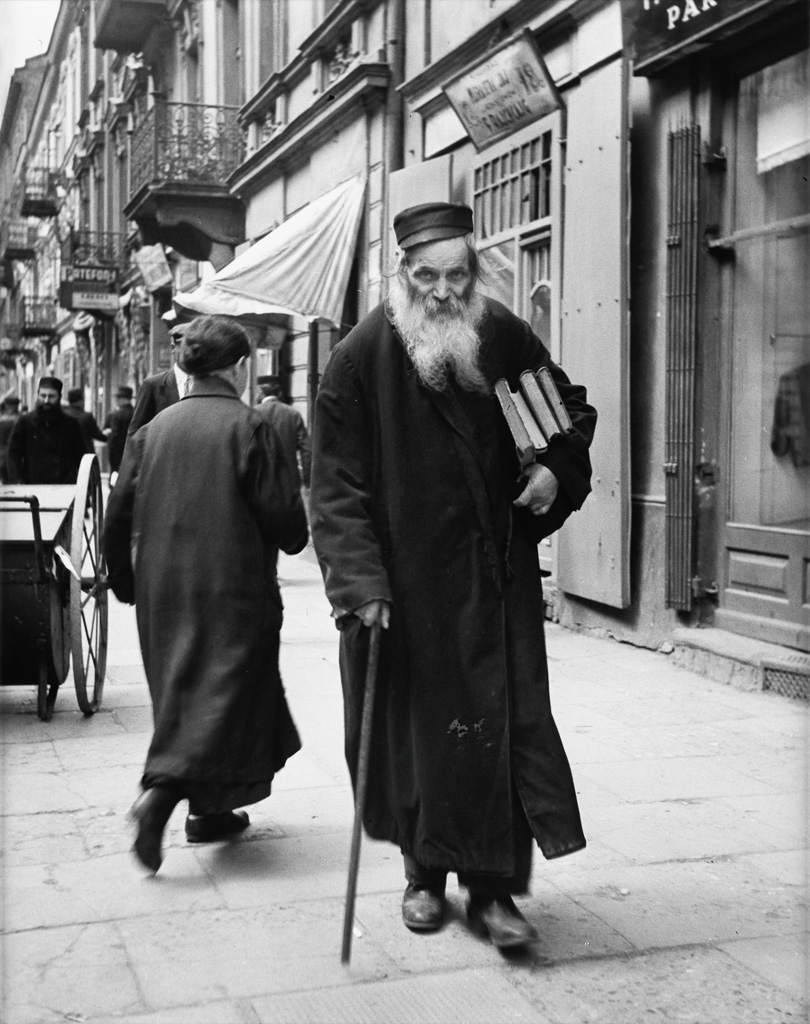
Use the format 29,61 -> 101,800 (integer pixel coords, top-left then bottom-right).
387,274 -> 489,395
34,401 -> 62,424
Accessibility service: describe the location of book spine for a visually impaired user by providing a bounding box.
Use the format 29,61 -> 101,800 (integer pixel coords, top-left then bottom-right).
536,366 -> 573,432
519,371 -> 559,441
494,380 -> 540,464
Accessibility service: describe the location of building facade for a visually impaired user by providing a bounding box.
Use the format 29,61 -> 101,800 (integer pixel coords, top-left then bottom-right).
1,0 -> 807,667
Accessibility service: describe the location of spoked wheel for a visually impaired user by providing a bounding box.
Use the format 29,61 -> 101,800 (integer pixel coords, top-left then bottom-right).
70,454 -> 108,715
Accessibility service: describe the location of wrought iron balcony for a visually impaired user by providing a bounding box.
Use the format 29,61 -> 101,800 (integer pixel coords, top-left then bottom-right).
62,230 -> 127,268
21,297 -> 58,336
1,220 -> 38,261
130,100 -> 245,196
21,167 -> 59,218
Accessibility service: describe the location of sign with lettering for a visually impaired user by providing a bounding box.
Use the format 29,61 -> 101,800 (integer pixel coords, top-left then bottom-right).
622,0 -> 770,73
442,30 -> 562,152
60,263 -> 120,313
133,243 -> 173,292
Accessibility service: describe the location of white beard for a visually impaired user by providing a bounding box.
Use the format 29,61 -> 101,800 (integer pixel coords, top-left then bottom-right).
388,275 -> 489,394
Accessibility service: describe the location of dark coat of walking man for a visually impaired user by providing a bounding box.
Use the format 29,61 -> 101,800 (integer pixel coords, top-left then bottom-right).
64,388 -> 107,454
0,394 -> 21,483
104,386 -> 135,475
7,376 -> 86,484
126,323 -> 189,439
103,316 -> 308,875
310,203 -> 597,949
256,377 -> 312,490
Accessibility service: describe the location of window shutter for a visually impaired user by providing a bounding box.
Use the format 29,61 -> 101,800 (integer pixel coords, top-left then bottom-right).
556,57 -> 630,609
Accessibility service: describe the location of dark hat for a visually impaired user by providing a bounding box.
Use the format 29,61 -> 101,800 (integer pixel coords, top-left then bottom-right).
115,385 -> 134,399
38,376 -> 63,393
257,375 -> 280,386
1,395 -> 20,409
67,387 -> 84,404
393,202 -> 474,250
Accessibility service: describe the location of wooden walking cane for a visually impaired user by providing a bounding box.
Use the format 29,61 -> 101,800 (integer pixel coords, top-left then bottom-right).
341,619 -> 382,965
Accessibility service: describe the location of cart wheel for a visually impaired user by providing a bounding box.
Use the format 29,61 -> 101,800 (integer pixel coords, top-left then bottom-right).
70,454 -> 108,715
36,639 -> 58,722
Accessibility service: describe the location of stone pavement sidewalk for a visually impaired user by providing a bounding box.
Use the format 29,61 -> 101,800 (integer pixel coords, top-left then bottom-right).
1,549 -> 807,1024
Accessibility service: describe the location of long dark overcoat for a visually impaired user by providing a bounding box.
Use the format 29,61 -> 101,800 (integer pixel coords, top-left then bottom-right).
7,407 -> 85,484
104,376 -> 309,811
310,300 -> 597,876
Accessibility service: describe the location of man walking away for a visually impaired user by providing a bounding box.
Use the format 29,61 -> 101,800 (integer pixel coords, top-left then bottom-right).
104,316 -> 309,875
0,394 -> 21,483
7,376 -> 86,484
104,386 -> 135,484
310,202 -> 597,950
64,387 -> 108,454
256,376 -> 312,491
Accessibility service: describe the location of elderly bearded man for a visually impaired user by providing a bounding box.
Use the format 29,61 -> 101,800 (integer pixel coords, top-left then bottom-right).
310,202 -> 597,948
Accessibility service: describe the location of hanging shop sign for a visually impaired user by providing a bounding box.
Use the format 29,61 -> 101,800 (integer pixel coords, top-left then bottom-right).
622,0 -> 785,75
59,263 -> 120,313
132,243 -> 173,292
442,30 -> 563,152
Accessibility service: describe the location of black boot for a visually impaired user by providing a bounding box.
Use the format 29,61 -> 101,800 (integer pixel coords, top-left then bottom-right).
129,785 -> 181,874
466,893 -> 537,948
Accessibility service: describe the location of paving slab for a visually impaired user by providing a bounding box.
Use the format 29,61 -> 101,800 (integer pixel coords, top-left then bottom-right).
2,921 -> 142,1024
506,946 -> 806,1024
1,549 -> 807,1024
250,966 -> 544,1024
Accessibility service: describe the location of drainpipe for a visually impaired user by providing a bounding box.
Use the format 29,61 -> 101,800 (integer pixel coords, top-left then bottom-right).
387,0 -> 406,177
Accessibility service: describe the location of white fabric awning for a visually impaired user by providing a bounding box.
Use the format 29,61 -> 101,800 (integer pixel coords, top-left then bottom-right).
174,174 -> 366,327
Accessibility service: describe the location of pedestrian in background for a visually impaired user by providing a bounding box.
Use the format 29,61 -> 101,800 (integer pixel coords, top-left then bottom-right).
310,203 -> 596,949
256,376 -> 312,492
0,394 -> 21,483
126,322 -> 189,438
103,385 -> 134,484
7,376 -> 86,485
103,315 -> 309,875
64,387 -> 107,454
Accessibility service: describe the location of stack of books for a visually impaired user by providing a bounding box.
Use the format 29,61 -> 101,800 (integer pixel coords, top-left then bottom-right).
494,367 -> 574,468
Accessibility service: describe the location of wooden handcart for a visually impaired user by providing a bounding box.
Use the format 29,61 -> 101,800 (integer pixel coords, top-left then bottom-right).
1,454 -> 108,720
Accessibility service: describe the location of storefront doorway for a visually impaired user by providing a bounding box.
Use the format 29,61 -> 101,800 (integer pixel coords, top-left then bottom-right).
718,48 -> 810,651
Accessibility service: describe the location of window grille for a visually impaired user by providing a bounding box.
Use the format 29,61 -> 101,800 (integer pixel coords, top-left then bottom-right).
473,130 -> 552,239
665,124 -> 701,610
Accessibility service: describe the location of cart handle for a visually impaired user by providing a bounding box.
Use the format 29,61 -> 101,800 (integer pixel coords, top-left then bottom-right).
0,495 -> 48,582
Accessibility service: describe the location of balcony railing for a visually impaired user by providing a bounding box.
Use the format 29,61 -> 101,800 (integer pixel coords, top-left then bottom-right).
130,101 -> 245,198
1,220 -> 38,260
62,230 -> 127,267
21,297 -> 58,336
21,167 -> 59,218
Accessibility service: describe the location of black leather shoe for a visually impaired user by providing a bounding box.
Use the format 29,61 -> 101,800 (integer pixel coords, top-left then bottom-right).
185,810 -> 250,843
129,786 -> 180,875
466,895 -> 538,948
402,883 -> 446,932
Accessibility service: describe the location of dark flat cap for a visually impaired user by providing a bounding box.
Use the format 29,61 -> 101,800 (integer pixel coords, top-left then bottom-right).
38,376 -> 63,393
67,388 -> 83,404
393,202 -> 474,250
116,385 -> 134,399
257,375 -> 280,386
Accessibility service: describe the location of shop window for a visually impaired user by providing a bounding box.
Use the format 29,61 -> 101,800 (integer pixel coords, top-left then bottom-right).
473,119 -> 559,353
729,50 -> 810,532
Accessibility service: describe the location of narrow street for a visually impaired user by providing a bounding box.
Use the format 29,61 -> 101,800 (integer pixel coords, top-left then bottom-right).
1,548 -> 806,1024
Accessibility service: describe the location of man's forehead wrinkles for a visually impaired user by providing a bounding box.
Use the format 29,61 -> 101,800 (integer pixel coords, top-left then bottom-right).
410,257 -> 468,274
